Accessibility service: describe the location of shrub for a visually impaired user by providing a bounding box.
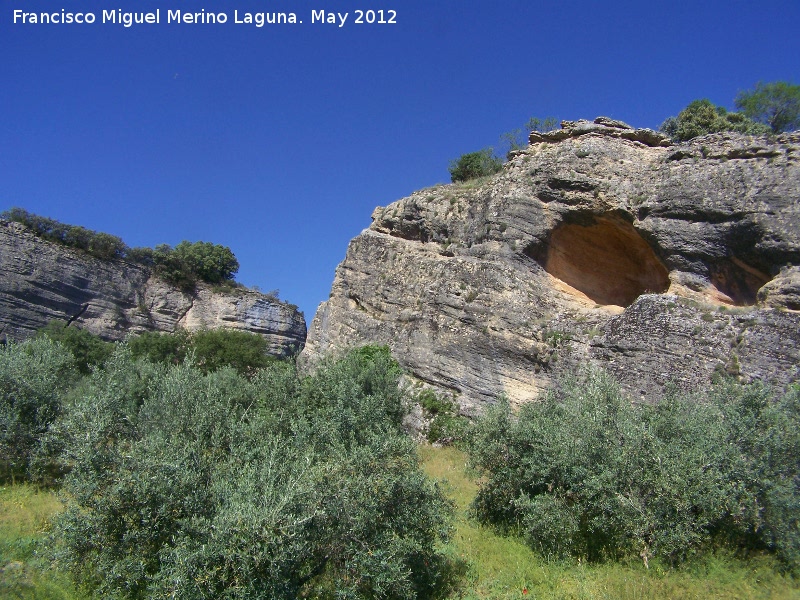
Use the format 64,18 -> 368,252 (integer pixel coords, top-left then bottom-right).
173,240 -> 239,284
499,116 -> 559,154
128,328 -> 273,375
0,338 -> 76,482
297,345 -> 406,449
659,99 -> 770,141
467,369 -> 800,569
418,388 -> 468,444
48,345 -> 453,598
37,321 -> 114,374
151,243 -> 196,290
127,330 -> 189,365
448,148 -> 503,182
2,208 -> 127,260
148,241 -> 239,290
191,328 -> 273,375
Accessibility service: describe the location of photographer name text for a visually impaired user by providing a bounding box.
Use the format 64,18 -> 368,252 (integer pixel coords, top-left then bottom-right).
12,8 -> 397,27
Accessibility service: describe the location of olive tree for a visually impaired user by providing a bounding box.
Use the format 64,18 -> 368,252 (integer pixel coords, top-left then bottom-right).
49,346 -> 453,598
0,337 -> 76,482
467,369 -> 800,569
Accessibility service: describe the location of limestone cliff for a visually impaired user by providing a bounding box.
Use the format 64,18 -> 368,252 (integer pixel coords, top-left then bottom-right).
0,220 -> 306,356
303,118 -> 800,413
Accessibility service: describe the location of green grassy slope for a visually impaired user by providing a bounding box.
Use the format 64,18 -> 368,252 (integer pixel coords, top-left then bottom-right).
1,451 -> 798,599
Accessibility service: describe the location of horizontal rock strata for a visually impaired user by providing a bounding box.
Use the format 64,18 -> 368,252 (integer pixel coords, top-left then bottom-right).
303,119 -> 800,413
0,220 -> 306,356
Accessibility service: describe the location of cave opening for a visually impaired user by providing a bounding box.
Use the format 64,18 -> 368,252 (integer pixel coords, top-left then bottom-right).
534,216 -> 670,307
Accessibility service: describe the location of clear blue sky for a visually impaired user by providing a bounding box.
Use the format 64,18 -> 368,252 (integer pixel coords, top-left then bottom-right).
3,0 -> 799,322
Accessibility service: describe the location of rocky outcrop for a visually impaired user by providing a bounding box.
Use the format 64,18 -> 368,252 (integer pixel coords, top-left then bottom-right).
302,119 -> 800,413
0,220 -> 306,356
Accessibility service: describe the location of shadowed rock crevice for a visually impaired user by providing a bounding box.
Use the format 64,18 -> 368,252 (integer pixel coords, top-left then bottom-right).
537,217 -> 670,307
710,258 -> 772,305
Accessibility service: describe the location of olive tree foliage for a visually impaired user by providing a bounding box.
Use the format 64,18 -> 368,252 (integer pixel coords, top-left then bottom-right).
735,81 -> 800,133
37,321 -> 114,374
659,99 -> 771,141
467,369 -> 800,569
0,337 -> 77,482
48,345 -> 452,599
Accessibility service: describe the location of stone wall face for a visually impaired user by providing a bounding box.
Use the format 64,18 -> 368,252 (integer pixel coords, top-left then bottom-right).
302,121 -> 800,413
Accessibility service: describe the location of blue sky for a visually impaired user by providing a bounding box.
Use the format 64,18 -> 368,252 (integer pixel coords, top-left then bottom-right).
3,0 -> 799,322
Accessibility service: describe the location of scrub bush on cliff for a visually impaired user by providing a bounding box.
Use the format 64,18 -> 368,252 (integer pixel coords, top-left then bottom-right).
659,99 -> 770,141
50,345 -> 452,598
467,369 -> 800,568
148,241 -> 239,290
448,148 -> 503,182
2,207 -> 128,260
173,240 -> 239,284
2,208 -> 241,289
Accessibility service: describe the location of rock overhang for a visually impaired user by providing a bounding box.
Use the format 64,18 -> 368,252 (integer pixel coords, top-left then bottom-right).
303,121 -> 800,412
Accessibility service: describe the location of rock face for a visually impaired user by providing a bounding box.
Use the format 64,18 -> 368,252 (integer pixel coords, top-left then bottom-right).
303,118 -> 800,414
0,220 -> 306,356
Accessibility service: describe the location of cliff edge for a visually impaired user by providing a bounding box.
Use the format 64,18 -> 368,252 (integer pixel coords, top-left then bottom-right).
303,118 -> 800,413
0,220 -> 306,356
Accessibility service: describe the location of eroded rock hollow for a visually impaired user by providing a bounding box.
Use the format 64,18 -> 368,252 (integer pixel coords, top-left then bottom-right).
535,216 -> 670,307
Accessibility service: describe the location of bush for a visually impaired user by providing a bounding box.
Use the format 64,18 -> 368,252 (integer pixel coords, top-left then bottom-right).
148,241 -> 239,290
48,345 -> 453,598
660,99 -> 770,141
37,321 -> 114,374
191,328 -> 273,374
418,388 -> 468,444
128,328 -> 274,375
127,330 -> 189,365
0,338 -> 76,482
467,369 -> 800,569
37,325 -> 279,377
448,148 -> 503,182
173,240 -> 239,284
296,345 -> 406,450
499,116 -> 559,155
735,81 -> 800,133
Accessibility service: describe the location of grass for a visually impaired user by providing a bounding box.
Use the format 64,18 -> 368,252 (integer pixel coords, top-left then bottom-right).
2,454 -> 799,599
419,445 -> 800,600
0,484 -> 84,599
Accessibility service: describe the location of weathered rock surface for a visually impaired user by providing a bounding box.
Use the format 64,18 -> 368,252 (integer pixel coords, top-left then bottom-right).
0,220 -> 306,356
302,119 -> 800,413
